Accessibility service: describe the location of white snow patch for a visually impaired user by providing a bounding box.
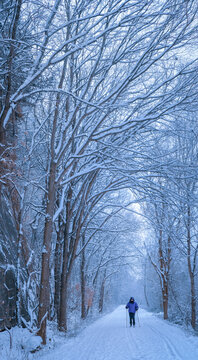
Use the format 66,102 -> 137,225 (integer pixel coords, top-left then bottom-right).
0,327 -> 41,360
1,308 -> 198,360
21,334 -> 42,353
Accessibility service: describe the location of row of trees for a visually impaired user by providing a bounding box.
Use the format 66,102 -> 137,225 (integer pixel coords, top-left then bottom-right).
142,114 -> 198,329
0,0 -> 198,344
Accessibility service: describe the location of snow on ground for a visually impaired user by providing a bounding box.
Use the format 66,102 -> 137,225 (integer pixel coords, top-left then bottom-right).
1,307 -> 198,360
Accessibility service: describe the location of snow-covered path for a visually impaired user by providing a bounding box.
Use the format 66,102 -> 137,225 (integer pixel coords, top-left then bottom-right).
38,306 -> 198,360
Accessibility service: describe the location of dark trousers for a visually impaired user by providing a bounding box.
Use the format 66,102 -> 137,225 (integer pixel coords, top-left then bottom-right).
129,312 -> 135,326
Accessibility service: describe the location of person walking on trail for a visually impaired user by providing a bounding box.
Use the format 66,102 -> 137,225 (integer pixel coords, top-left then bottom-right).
126,297 -> 138,327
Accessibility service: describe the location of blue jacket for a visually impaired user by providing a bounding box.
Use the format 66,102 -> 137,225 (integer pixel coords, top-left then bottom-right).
126,299 -> 138,313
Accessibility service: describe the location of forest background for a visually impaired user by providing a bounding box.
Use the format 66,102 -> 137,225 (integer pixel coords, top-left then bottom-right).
0,0 -> 198,345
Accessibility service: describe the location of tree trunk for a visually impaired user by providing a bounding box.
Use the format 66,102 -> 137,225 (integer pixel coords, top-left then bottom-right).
37,160 -> 56,344
80,235 -> 86,319
190,274 -> 196,329
54,226 -> 62,321
162,283 -> 168,320
37,48 -> 67,341
143,262 -> 149,308
58,180 -> 86,330
187,205 -> 196,329
0,0 -> 22,132
158,229 -> 171,320
0,0 -> 22,186
99,271 -> 106,313
58,189 -> 71,332
58,274 -> 69,332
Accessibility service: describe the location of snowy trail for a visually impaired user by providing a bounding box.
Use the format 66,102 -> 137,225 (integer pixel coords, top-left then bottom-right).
37,307 -> 198,360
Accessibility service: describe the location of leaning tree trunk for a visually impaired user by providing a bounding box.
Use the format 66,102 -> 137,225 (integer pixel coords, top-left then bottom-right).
59,212 -> 84,330
58,223 -> 82,331
58,172 -> 96,330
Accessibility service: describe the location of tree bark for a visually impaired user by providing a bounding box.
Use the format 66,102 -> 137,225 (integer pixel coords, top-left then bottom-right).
54,223 -> 63,321
37,160 -> 56,344
187,205 -> 196,329
0,0 -> 22,138
58,185 -> 72,332
80,235 -> 86,319
99,270 -> 106,313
